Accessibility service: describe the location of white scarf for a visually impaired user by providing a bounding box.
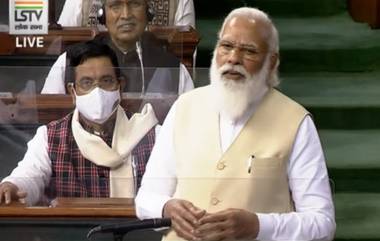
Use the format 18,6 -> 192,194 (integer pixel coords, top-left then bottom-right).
71,104 -> 158,197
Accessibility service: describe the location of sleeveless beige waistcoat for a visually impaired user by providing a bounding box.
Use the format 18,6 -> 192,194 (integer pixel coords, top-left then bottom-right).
164,86 -> 309,241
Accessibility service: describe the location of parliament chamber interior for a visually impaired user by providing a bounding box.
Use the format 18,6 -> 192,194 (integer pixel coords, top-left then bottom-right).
1,0 -> 380,240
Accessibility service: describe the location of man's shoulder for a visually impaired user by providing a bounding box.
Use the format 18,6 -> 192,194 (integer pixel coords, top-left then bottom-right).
92,34 -> 109,44
178,85 -> 211,100
175,85 -> 212,110
46,112 -> 74,129
271,88 -> 309,115
141,32 -> 180,67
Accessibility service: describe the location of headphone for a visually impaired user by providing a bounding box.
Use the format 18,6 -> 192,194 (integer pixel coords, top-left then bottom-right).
97,0 -> 155,25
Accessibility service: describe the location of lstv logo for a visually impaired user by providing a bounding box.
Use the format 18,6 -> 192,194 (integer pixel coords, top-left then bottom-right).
9,0 -> 49,48
15,1 -> 44,23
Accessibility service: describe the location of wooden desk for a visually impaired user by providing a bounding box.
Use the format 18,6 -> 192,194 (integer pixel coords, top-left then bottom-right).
0,197 -> 136,218
0,198 -> 161,241
0,25 -> 200,69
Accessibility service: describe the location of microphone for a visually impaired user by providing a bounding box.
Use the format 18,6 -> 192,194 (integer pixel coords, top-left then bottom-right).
135,41 -> 145,94
87,218 -> 171,239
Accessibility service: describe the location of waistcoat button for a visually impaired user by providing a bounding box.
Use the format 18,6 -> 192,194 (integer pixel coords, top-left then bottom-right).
217,162 -> 226,170
211,197 -> 220,205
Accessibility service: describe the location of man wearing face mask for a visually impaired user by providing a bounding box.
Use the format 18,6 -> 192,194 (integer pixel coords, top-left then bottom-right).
0,42 -> 158,206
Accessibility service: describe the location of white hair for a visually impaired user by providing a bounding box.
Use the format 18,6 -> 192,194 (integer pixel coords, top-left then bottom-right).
218,7 -> 280,87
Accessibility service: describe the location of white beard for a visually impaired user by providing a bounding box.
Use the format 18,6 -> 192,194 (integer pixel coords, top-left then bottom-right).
210,55 -> 270,122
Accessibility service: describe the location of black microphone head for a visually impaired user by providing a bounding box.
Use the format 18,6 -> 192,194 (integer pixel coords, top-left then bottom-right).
154,218 -> 171,227
86,218 -> 172,239
87,226 -> 101,240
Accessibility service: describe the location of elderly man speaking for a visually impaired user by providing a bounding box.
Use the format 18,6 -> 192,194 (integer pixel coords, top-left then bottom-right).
135,7 -> 336,241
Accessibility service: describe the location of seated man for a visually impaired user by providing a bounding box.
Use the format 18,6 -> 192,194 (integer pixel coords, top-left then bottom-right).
42,0 -> 193,94
58,0 -> 195,28
135,7 -> 336,241
0,41 -> 158,206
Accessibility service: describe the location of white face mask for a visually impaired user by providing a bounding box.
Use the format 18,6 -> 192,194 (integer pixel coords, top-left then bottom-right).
75,87 -> 121,124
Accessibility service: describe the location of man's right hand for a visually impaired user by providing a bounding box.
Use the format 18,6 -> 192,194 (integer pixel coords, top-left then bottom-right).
163,199 -> 206,241
0,182 -> 27,205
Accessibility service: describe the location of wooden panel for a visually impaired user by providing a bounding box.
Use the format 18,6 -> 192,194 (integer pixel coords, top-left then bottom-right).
0,94 -> 177,125
0,198 -> 163,241
148,25 -> 200,68
0,33 -> 16,55
0,198 -> 135,218
0,26 -> 200,68
50,197 -> 134,208
0,206 -> 135,218
347,0 -> 380,29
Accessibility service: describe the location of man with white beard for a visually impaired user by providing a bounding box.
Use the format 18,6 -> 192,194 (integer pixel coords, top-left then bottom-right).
135,7 -> 336,241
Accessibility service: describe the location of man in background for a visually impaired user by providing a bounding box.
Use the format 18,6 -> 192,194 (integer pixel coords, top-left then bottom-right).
42,0 -> 193,94
0,42 -> 157,205
58,0 -> 195,28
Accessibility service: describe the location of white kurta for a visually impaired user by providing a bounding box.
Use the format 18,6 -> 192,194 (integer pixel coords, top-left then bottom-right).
135,101 -> 336,241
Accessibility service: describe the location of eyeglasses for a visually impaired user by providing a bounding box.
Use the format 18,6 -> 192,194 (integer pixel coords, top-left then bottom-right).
217,40 -> 265,61
106,0 -> 145,14
75,76 -> 119,92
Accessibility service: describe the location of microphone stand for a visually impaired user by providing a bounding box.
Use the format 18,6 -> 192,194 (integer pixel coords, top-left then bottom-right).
87,218 -> 171,241
87,225 -> 128,241
88,228 -> 127,241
